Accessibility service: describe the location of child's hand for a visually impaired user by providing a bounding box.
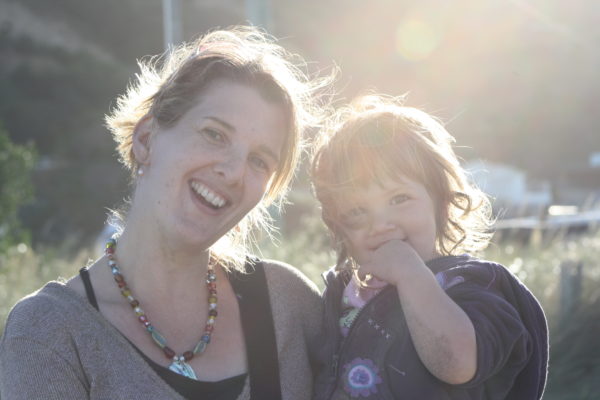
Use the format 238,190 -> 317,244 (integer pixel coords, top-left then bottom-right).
354,239 -> 427,286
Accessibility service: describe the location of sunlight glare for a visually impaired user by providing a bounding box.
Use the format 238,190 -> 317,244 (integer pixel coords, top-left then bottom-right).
395,18 -> 440,61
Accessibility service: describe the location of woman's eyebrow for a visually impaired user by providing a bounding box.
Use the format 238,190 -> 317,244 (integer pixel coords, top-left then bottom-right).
205,116 -> 235,132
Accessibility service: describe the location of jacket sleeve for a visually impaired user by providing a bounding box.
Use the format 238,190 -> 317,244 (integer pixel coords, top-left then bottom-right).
448,282 -> 531,389
0,336 -> 89,399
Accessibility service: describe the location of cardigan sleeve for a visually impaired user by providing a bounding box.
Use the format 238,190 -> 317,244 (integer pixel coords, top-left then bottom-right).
0,336 -> 89,399
262,259 -> 323,400
0,287 -> 90,400
447,281 -> 532,394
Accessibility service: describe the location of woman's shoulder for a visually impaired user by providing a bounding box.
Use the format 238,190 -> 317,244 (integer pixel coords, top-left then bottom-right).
2,281 -> 90,341
259,258 -> 320,296
256,259 -> 323,341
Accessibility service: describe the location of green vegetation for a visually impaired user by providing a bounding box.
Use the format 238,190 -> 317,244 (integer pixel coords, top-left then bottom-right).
0,242 -> 93,331
0,124 -> 36,252
0,32 -> 130,245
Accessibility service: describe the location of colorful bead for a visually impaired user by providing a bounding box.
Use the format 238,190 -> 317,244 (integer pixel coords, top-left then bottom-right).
151,330 -> 167,348
193,340 -> 207,354
106,239 -> 218,375
163,346 -> 175,359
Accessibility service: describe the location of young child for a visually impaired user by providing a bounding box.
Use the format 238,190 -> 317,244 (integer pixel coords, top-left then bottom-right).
310,95 -> 548,399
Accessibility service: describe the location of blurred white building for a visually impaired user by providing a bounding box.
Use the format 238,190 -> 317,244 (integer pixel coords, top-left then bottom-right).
465,160 -> 552,217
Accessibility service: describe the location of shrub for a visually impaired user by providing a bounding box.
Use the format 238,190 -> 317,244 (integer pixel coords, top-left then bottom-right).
0,123 -> 36,252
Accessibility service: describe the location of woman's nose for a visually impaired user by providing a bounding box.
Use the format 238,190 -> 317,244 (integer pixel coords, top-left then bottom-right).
213,151 -> 246,185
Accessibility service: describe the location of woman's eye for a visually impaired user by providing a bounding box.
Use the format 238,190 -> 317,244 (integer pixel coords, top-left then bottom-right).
249,155 -> 270,173
203,128 -> 225,143
391,194 -> 409,205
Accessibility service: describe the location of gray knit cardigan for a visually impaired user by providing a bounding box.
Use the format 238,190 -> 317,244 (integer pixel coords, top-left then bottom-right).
0,260 -> 322,400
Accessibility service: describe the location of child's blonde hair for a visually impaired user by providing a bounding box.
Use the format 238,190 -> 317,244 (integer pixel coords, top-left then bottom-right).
311,95 -> 492,263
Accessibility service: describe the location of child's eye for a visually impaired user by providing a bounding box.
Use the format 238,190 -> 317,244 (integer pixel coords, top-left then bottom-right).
340,208 -> 367,229
390,194 -> 409,205
345,208 -> 365,217
203,128 -> 225,143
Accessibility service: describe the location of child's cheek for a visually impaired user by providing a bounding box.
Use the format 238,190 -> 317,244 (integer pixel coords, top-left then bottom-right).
347,231 -> 366,252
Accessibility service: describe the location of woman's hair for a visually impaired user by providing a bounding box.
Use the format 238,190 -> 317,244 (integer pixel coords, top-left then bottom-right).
105,26 -> 333,268
311,95 -> 493,265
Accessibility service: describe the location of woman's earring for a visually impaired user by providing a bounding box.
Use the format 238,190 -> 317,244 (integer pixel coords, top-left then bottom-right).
137,167 -> 144,176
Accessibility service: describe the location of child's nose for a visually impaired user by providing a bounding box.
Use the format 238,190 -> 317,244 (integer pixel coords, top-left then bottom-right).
369,214 -> 397,236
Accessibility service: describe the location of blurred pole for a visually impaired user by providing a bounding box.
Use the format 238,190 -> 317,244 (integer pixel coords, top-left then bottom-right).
245,0 -> 272,30
163,0 -> 183,50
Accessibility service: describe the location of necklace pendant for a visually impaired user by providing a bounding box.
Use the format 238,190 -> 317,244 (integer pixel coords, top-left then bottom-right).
169,360 -> 197,380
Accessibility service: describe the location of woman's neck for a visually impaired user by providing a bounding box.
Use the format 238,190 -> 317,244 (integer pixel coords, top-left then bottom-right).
112,211 -> 212,305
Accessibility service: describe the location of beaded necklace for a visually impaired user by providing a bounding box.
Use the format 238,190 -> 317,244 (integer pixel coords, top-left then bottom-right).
105,238 -> 217,380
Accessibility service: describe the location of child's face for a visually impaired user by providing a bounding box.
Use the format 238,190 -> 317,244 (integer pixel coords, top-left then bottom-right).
334,176 -> 439,263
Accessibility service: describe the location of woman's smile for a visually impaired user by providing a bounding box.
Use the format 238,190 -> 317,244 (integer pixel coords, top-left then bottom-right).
134,79 -> 287,248
190,180 -> 228,211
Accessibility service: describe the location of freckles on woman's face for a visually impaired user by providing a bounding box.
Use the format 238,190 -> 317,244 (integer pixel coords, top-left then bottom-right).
135,80 -> 288,247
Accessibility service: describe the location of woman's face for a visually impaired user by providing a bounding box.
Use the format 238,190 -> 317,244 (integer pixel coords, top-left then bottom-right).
133,79 -> 287,248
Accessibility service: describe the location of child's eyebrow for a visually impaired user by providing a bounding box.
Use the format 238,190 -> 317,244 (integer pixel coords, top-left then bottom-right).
379,180 -> 411,194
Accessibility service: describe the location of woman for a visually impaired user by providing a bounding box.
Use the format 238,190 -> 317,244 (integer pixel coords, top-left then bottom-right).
0,26 -> 331,399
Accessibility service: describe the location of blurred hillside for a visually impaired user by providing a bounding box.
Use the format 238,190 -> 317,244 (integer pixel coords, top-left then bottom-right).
1,0 -> 599,244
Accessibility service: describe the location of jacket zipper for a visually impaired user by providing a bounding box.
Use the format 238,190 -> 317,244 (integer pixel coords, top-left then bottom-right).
329,283 -> 396,387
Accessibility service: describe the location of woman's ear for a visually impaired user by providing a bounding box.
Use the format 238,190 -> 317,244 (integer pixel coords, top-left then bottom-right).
132,114 -> 155,166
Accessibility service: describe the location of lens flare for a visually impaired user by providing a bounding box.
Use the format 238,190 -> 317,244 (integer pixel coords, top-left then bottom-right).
395,19 -> 441,61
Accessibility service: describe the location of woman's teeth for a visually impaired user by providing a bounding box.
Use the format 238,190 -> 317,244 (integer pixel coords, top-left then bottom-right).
191,181 -> 226,208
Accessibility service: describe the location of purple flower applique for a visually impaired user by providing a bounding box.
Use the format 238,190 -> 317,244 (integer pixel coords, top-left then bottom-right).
342,357 -> 383,397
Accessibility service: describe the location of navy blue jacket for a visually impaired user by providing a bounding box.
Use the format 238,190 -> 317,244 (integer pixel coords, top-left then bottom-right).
313,255 -> 548,400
